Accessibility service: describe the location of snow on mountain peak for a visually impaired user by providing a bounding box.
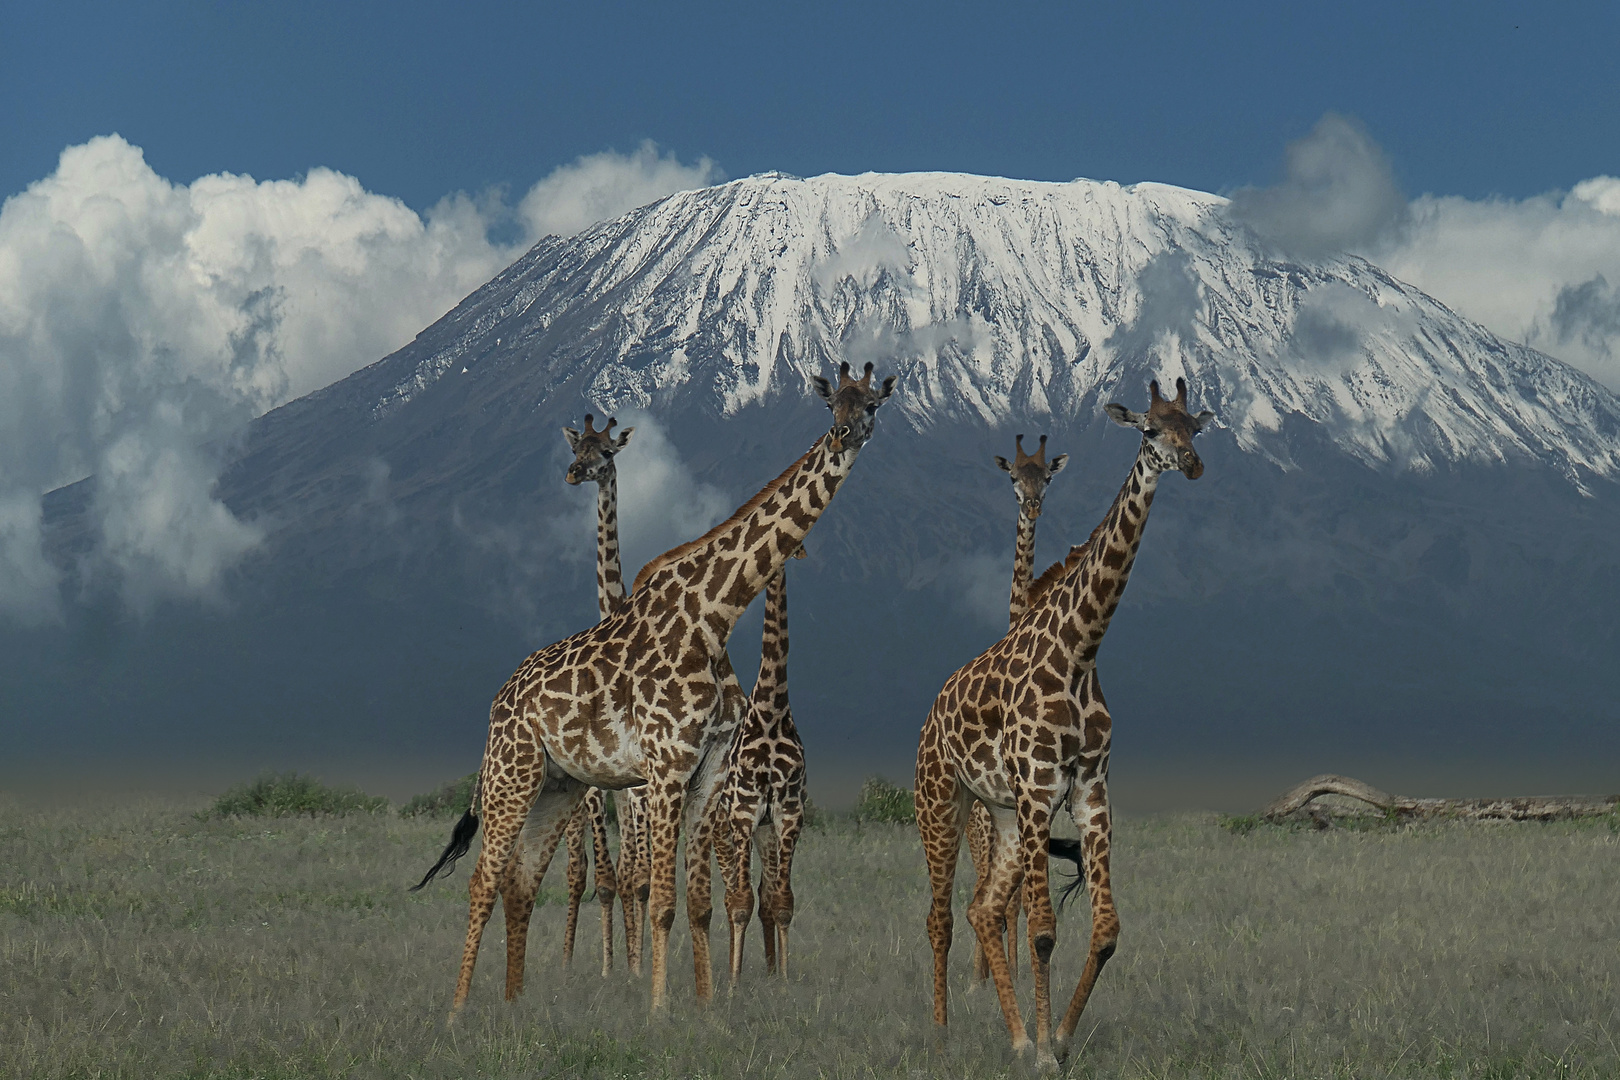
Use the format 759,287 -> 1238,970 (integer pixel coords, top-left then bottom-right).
373,171 -> 1620,484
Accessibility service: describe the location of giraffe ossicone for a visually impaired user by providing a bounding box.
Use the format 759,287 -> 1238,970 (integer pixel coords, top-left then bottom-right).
915,378 -> 1212,1071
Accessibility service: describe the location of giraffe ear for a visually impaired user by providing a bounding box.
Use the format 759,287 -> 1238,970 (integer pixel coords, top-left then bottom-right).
1191,410 -> 1215,434
875,374 -> 897,404
1105,403 -> 1146,430
1047,454 -> 1068,477
563,427 -> 583,451
994,455 -> 1013,474
615,425 -> 635,449
811,375 -> 834,405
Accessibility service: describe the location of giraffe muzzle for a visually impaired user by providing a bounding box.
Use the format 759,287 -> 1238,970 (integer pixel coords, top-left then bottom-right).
1180,451 -> 1204,480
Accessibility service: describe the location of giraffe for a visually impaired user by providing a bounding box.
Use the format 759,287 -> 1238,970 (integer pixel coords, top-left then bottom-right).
414,362 -> 897,1012
718,542 -> 809,984
558,413 -> 646,976
914,379 -> 1211,1070
967,433 -> 1069,982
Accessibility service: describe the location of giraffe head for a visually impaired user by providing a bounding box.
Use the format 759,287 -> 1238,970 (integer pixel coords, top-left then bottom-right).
809,362 -> 898,455
993,434 -> 1069,520
1104,378 -> 1214,479
562,413 -> 634,485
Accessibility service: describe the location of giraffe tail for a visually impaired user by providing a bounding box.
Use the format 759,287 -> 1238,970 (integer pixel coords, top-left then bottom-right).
409,807 -> 480,892
1047,837 -> 1086,911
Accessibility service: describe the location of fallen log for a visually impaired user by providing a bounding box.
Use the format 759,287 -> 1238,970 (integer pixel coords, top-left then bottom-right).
1259,774 -> 1620,828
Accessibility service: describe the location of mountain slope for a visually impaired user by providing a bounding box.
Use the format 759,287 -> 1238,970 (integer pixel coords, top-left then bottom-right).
20,171 -> 1620,796
355,172 -> 1620,482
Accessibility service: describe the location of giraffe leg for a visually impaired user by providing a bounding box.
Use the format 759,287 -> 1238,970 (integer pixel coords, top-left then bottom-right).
915,725 -> 966,1033
644,779 -> 686,1011
722,789 -> 762,986
768,790 -> 804,980
1012,778 -> 1064,1072
681,747 -> 731,1004
502,782 -> 585,1000
966,800 -> 993,982
751,823 -> 778,975
1054,768 -> 1119,1056
451,761 -> 547,1012
1007,861 -> 1024,973
631,788 -> 652,977
967,800 -> 1032,1057
559,807 -> 588,968
586,789 -> 618,978
612,788 -> 645,977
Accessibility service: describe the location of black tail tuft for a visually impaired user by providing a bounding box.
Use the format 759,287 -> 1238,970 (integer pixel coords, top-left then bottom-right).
1047,837 -> 1086,912
410,808 -> 480,892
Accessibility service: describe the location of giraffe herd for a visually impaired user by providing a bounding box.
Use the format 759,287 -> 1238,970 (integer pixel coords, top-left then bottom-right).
413,365 -> 1213,1071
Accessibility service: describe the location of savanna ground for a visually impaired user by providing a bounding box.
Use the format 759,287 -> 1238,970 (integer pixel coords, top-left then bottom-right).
3,788 -> 1618,1079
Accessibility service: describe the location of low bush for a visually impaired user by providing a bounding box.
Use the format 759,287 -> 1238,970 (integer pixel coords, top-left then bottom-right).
802,795 -> 825,829
203,772 -> 389,819
854,776 -> 915,824
399,772 -> 478,818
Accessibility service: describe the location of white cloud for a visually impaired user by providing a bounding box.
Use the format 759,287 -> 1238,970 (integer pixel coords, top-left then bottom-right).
0,134 -> 719,618
0,491 -> 57,622
939,549 -> 1013,629
1376,176 -> 1620,389
1106,250 -> 1202,361
1227,113 -> 1409,259
550,410 -> 732,583
518,141 -> 721,239
1228,115 -> 1620,390
813,214 -> 912,294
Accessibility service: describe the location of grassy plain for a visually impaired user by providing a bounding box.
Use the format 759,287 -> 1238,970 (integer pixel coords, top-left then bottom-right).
2,794 -> 1617,1079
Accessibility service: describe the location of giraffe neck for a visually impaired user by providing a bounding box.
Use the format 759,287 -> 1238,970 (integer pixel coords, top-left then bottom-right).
633,434 -> 856,643
1050,445 -> 1163,664
1008,508 -> 1038,628
751,568 -> 791,724
594,469 -> 625,620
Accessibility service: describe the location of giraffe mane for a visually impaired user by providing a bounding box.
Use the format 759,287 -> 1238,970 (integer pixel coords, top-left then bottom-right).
630,436 -> 826,594
1023,518 -> 1108,608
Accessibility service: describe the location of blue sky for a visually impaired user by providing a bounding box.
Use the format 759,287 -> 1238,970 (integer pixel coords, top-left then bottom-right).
4,0 -> 1620,618
4,0 -> 1617,209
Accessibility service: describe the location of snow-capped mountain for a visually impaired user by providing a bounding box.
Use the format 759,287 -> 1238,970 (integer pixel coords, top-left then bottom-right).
22,171 -> 1620,786
368,171 -> 1620,485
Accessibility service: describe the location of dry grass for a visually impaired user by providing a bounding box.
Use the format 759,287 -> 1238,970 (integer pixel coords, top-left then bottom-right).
2,794 -> 1617,1078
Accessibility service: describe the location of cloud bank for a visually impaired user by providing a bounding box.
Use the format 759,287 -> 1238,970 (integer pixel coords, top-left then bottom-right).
518,141 -> 721,239
1378,176 -> 1620,389
1227,113 -> 1410,259
1229,115 -> 1620,390
0,136 -> 719,617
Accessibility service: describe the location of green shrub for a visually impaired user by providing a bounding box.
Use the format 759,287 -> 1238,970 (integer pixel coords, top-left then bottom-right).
1217,813 -> 1263,835
399,772 -> 478,818
802,795 -> 825,829
854,776 -> 915,824
203,772 -> 389,820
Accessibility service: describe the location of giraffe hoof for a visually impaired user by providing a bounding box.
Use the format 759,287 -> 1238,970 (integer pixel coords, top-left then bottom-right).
1036,1049 -> 1060,1073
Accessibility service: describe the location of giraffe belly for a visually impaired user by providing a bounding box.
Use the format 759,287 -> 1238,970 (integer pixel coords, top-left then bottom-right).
543,723 -> 647,789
